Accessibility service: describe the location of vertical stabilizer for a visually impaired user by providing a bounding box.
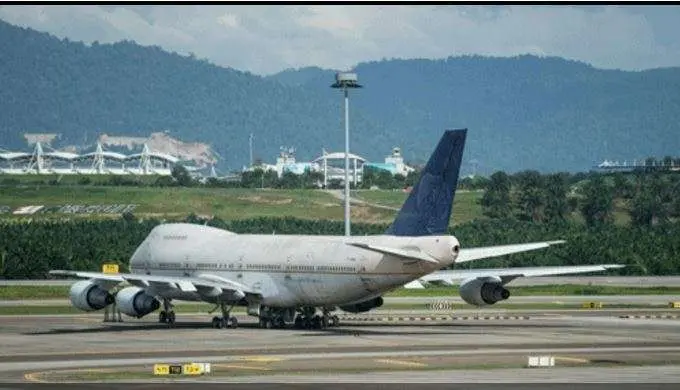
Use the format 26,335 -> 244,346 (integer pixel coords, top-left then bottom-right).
384,129 -> 467,236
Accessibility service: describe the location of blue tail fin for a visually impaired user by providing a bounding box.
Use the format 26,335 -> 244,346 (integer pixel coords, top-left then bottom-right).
384,129 -> 467,236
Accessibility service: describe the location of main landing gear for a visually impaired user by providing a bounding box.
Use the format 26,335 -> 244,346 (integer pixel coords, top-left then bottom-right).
292,307 -> 339,330
211,302 -> 238,329
255,306 -> 339,330
158,299 -> 176,325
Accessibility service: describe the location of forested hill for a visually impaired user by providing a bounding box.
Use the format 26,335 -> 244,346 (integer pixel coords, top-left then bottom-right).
2,19 -> 680,173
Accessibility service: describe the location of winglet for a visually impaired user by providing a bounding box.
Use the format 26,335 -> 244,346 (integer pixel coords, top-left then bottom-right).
385,129 -> 467,236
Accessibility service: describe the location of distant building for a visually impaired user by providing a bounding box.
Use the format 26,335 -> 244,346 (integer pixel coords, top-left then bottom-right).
363,147 -> 414,176
244,147 -> 321,178
243,145 -> 415,186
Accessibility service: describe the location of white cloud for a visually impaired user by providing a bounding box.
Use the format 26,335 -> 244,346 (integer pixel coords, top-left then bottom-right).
1,5 -> 679,74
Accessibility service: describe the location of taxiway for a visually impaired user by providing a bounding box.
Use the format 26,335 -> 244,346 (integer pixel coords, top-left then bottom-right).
0,306 -> 679,384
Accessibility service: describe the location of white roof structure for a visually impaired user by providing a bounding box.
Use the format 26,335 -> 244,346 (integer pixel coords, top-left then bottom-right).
77,151 -> 127,161
0,152 -> 31,160
312,152 -> 366,162
127,149 -> 179,164
43,151 -> 81,161
0,142 -> 180,176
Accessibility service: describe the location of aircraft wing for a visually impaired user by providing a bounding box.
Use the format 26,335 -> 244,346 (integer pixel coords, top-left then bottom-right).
49,270 -> 256,295
404,264 -> 625,288
456,240 -> 566,263
346,242 -> 438,264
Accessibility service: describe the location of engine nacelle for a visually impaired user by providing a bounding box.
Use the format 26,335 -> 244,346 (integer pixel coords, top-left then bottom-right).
115,287 -> 160,318
459,277 -> 511,306
339,297 -> 384,313
69,280 -> 115,311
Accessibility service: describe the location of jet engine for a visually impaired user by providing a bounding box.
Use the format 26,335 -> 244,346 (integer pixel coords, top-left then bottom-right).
69,280 -> 115,311
459,277 -> 510,306
115,287 -> 160,318
339,297 -> 383,313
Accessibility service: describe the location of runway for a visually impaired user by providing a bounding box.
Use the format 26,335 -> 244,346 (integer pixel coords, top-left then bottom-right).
1,307 -> 680,384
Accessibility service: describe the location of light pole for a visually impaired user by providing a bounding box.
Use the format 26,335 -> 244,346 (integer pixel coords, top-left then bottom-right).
331,71 -> 362,237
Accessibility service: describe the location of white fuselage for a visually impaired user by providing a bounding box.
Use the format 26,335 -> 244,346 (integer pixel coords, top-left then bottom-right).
129,223 -> 459,307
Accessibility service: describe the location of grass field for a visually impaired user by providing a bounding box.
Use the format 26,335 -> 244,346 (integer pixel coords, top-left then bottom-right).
3,284 -> 680,301
354,189 -> 484,225
0,186 -> 399,223
0,179 -> 637,226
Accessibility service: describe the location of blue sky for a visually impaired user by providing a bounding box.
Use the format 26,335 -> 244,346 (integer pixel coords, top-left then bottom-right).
2,4 -> 679,75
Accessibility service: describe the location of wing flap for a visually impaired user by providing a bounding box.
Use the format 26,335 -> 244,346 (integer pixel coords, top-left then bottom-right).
457,240 -> 566,263
49,270 -> 254,294
418,264 -> 625,285
347,242 -> 438,263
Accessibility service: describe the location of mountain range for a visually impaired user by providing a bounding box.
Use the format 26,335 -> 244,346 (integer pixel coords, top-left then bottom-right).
1,19 -> 679,174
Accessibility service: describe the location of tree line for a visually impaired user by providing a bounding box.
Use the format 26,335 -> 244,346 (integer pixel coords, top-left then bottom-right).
1,213 -> 679,279
479,169 -> 680,228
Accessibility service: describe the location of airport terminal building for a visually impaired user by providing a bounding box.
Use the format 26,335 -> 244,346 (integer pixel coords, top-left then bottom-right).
0,142 -> 179,176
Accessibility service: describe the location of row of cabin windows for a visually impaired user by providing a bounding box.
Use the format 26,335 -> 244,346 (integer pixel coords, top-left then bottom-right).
157,262 -> 357,273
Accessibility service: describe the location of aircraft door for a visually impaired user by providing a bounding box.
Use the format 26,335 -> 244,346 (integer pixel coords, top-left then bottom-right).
182,255 -> 195,277
358,255 -> 380,293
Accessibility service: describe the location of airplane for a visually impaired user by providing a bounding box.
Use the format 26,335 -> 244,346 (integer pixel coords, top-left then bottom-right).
50,129 -> 624,330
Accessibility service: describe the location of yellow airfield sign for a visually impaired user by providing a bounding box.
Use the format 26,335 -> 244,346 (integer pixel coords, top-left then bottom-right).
102,263 -> 119,274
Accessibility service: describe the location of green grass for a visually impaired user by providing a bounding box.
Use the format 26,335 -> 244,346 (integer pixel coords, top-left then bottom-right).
3,284 -> 680,302
0,186 -> 399,223
0,182 -> 637,227
0,286 -> 70,300
384,284 -> 680,297
354,189 -> 484,226
0,303 -> 240,315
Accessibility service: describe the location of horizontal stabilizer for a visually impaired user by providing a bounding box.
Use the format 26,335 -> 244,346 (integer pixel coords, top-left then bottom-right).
347,242 -> 438,263
457,240 -> 566,263
403,280 -> 426,289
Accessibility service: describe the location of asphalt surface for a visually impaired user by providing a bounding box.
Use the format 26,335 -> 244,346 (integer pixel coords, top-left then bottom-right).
0,306 -> 679,384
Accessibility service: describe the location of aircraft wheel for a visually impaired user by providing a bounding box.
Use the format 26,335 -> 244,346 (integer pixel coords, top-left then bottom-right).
311,315 -> 322,329
229,316 -> 238,329
211,316 -> 220,329
294,316 -> 303,329
159,311 -> 167,323
219,317 -> 229,329
331,315 -> 339,327
167,311 -> 176,325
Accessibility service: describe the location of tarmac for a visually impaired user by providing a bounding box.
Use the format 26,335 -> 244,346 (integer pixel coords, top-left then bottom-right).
0,303 -> 680,384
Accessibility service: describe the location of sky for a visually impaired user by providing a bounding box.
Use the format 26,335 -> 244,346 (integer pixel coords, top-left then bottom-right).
1,4 -> 680,75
